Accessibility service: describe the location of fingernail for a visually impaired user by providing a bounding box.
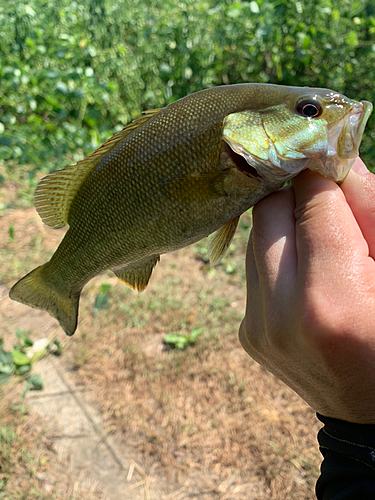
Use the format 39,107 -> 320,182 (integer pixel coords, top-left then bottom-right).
352,158 -> 369,176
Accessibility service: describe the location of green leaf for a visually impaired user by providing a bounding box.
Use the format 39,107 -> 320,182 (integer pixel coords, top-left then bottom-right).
12,349 -> 31,366
55,81 -> 68,94
49,339 -> 63,356
24,5 -> 36,17
249,1 -> 260,14
94,295 -> 109,311
190,327 -> 204,341
94,283 -> 112,312
345,31 -> 358,48
164,333 -> 185,343
0,349 -> 13,365
28,374 -> 44,390
164,333 -> 189,350
99,283 -> 112,295
0,373 -> 10,386
17,364 -> 31,375
227,7 -> 241,19
164,329 -> 202,350
16,328 -> 33,347
159,63 -> 172,75
0,362 -> 13,374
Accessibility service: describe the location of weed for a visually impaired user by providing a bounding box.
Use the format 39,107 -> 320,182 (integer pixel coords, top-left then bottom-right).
93,282 -> 112,313
0,330 -> 61,393
8,226 -> 14,241
163,327 -> 203,350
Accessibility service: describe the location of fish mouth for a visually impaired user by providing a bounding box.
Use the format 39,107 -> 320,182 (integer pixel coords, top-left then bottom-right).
320,100 -> 373,183
335,100 -> 372,159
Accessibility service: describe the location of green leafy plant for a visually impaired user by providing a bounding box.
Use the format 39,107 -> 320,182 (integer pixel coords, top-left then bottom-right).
0,0 -> 374,190
7,226 -> 15,240
0,329 -> 60,390
0,331 -> 35,387
164,327 -> 203,350
93,282 -> 112,313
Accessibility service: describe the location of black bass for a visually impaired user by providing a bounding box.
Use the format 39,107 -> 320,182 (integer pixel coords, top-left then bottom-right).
9,84 -> 372,335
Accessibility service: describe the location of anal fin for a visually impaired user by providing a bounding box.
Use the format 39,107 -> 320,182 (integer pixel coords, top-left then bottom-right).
113,256 -> 160,292
207,216 -> 240,266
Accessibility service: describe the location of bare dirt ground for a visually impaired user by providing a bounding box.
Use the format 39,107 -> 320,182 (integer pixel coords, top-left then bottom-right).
0,206 -> 322,499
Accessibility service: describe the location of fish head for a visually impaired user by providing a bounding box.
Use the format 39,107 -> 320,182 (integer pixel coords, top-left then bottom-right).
223,89 -> 373,184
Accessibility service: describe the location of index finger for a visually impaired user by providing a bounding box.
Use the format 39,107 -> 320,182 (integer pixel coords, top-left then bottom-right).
340,158 -> 375,259
291,169 -> 369,291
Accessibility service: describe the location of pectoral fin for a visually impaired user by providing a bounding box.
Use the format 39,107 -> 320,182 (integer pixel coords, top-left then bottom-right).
113,256 -> 160,292
158,170 -> 229,202
207,216 -> 240,266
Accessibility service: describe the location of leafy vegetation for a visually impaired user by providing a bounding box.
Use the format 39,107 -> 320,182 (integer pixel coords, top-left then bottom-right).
163,327 -> 203,349
0,330 -> 61,389
0,0 -> 374,197
93,282 -> 112,313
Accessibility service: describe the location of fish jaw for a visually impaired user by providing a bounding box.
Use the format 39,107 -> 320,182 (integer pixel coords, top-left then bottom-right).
312,99 -> 373,183
337,100 -> 373,159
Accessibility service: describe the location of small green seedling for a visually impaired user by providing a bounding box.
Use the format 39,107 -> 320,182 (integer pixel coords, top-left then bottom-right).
93,282 -> 112,313
163,327 -> 203,350
8,225 -> 15,240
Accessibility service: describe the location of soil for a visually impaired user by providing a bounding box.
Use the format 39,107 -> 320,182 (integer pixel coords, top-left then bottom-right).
1,206 -> 322,499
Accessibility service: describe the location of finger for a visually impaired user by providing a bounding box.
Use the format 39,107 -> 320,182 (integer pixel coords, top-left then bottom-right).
240,232 -> 264,359
291,169 -> 368,293
251,186 -> 297,301
340,158 -> 375,259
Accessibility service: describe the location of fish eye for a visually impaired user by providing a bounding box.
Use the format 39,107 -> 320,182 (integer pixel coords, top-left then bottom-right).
296,99 -> 323,118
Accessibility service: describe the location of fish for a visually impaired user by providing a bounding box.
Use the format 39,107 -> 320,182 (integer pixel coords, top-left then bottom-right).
9,84 -> 372,336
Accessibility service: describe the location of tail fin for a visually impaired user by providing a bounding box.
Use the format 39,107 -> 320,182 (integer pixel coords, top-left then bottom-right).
9,264 -> 80,336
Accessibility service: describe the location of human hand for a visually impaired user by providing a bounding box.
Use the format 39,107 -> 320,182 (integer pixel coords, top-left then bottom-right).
239,158 -> 375,424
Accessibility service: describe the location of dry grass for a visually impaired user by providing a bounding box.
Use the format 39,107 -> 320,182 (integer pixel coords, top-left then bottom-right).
1,203 -> 322,499
0,393 -> 107,500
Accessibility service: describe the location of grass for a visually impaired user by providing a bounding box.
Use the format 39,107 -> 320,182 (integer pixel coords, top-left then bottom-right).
0,395 -> 107,500
64,221 -> 320,498
1,188 -> 322,498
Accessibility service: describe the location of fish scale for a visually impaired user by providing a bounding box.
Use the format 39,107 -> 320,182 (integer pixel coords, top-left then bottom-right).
9,84 -> 372,335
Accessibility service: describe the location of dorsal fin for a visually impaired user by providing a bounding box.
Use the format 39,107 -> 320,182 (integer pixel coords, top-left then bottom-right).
34,108 -> 162,228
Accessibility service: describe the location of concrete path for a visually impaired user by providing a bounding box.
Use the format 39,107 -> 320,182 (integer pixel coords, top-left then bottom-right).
27,355 -> 163,499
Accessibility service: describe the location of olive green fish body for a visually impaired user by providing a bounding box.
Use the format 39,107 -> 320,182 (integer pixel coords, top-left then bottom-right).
9,84 -> 372,335
40,85 -> 291,292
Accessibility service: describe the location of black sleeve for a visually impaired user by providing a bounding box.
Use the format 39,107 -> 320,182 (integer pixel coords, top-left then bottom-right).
316,413 -> 375,499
